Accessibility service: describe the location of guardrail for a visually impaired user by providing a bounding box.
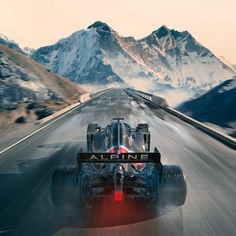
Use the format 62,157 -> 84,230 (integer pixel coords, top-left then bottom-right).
126,88 -> 236,150
126,88 -> 168,107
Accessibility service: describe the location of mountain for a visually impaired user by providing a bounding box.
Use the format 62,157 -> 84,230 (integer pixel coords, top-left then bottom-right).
32,23 -> 123,85
32,21 -> 235,94
0,44 -> 85,125
0,33 -> 24,54
0,44 -> 85,105
0,34 -> 35,57
177,77 -> 236,137
23,47 -> 35,56
219,56 -> 236,72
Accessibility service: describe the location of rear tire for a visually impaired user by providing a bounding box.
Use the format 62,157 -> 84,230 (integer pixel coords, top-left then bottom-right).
158,165 -> 187,207
87,123 -> 99,152
93,132 -> 106,151
87,123 -> 99,134
136,123 -> 149,132
51,165 -> 80,206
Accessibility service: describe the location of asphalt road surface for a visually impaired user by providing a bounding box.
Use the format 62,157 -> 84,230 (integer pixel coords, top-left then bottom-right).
0,89 -> 235,236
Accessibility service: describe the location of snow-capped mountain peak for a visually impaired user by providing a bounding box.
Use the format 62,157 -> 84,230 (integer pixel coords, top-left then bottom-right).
152,25 -> 171,38
0,33 -> 24,54
31,22 -> 236,95
88,21 -> 113,33
23,47 -> 35,56
32,26 -> 123,84
0,33 -> 18,44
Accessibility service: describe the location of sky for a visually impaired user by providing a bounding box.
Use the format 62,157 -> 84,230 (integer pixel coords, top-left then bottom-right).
0,0 -> 235,63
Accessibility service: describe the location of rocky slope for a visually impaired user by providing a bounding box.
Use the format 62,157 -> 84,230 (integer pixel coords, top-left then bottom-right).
0,45 -> 85,126
0,33 -> 24,54
177,77 -> 236,137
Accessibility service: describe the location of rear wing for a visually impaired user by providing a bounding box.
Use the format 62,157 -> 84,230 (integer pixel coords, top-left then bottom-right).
77,152 -> 161,163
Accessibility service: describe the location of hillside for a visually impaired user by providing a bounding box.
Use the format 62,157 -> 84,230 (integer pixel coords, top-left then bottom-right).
0,45 -> 85,126
177,77 -> 236,137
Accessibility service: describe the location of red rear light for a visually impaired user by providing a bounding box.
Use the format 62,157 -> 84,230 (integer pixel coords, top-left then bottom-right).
114,192 -> 123,202
108,146 -> 130,154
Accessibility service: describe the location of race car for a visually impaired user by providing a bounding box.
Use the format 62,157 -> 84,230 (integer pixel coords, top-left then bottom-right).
51,118 -> 187,207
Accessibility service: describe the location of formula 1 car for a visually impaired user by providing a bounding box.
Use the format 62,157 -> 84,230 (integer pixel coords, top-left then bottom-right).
51,118 -> 187,207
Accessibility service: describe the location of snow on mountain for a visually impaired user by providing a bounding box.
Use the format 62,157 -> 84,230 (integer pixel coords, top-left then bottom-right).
219,56 -> 236,72
0,44 -> 85,109
23,47 -> 35,56
0,34 -> 35,57
177,76 -> 236,137
32,21 -> 236,98
0,33 -> 24,54
122,25 -> 235,90
32,26 -> 122,84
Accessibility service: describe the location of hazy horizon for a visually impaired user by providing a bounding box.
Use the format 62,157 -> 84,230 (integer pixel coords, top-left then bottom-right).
0,0 -> 235,63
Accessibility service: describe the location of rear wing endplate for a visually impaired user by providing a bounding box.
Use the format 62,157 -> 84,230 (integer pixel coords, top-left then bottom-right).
77,152 -> 160,163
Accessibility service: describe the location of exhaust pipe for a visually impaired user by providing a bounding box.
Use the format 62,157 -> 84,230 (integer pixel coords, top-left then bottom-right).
113,164 -> 124,201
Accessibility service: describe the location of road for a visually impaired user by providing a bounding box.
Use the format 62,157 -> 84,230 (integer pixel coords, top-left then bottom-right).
0,89 -> 235,236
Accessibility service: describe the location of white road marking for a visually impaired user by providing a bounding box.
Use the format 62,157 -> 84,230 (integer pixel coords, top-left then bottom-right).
0,229 -> 13,234
0,91 -> 110,156
0,89 -> 112,155
0,103 -> 83,155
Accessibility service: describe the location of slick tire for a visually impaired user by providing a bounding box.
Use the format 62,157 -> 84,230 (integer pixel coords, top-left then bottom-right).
87,123 -> 99,152
136,123 -> 149,132
93,132 -> 106,151
158,165 -> 187,207
51,165 -> 79,207
87,123 -> 99,134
